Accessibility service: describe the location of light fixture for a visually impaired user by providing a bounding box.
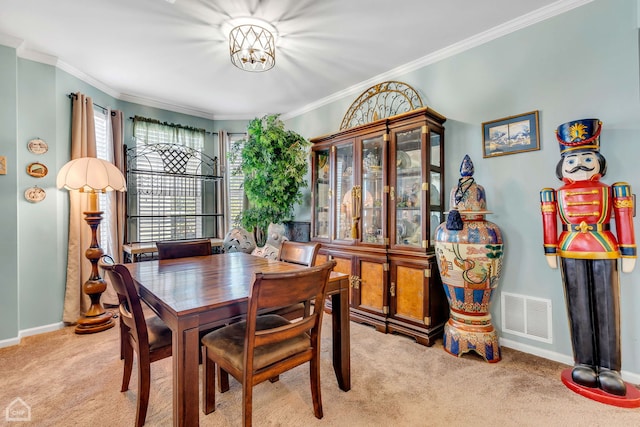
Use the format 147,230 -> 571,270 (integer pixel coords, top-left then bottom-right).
229,23 -> 276,72
57,157 -> 126,334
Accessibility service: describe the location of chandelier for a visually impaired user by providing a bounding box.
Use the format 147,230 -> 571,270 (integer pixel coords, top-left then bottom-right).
229,24 -> 276,72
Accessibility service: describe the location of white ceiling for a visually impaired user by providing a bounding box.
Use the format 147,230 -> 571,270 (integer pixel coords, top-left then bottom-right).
0,0 -> 588,120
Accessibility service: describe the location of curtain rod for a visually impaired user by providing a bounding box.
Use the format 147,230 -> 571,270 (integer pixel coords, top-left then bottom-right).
129,116 -> 213,135
67,93 -> 108,113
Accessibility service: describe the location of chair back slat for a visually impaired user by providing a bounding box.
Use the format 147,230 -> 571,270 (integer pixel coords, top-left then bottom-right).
246,260 -> 336,350
156,239 -> 212,260
99,257 -> 149,348
277,241 -> 320,267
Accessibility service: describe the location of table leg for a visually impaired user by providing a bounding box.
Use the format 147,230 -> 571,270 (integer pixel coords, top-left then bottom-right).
173,321 -> 201,426
331,283 -> 351,391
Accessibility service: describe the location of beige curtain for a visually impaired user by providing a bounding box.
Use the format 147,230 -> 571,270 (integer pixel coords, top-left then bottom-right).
110,110 -> 126,262
62,93 -> 97,323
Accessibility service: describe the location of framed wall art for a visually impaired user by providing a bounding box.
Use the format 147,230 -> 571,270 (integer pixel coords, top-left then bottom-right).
482,110 -> 540,158
0,156 -> 6,175
27,138 -> 48,154
25,186 -> 46,203
26,162 -> 48,178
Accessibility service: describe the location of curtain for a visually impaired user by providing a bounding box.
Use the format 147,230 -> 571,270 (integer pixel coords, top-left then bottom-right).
110,110 -> 126,262
62,93 -> 96,323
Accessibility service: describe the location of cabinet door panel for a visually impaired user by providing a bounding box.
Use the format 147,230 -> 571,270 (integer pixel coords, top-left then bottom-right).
333,256 -> 352,275
360,260 -> 385,310
395,265 -> 424,321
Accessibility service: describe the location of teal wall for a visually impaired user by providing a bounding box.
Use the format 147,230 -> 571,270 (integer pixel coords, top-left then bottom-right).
1,0 -> 638,380
285,0 -> 640,380
0,45 -> 19,340
0,47 -> 247,343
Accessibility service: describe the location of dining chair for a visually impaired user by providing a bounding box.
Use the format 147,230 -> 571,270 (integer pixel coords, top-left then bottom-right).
156,238 -> 227,362
271,241 -> 321,320
200,260 -> 336,427
156,238 -> 212,260
99,256 -> 172,427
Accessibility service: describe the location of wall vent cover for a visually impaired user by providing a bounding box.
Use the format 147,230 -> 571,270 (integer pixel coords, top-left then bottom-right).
501,292 -> 552,343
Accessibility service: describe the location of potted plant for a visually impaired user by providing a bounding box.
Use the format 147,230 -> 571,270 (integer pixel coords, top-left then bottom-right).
230,114 -> 310,246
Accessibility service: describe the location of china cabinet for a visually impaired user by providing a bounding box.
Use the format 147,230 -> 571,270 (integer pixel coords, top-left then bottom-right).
311,107 -> 449,345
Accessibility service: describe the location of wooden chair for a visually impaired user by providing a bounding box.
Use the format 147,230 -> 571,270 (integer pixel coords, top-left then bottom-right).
156,239 -> 212,260
271,241 -> 321,320
201,260 -> 336,427
99,256 -> 172,427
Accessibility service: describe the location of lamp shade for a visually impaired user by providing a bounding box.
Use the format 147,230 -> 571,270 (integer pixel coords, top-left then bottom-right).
57,157 -> 126,192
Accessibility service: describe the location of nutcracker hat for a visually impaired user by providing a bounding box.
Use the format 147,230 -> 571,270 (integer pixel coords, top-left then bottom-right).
556,118 -> 601,155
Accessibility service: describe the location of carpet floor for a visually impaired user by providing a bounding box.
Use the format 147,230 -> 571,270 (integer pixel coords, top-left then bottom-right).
1,315 -> 639,426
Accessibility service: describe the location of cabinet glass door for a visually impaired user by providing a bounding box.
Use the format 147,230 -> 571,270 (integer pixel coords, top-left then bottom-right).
335,142 -> 354,241
313,148 -> 331,239
360,136 -> 384,245
429,131 -> 443,244
395,127 -> 423,248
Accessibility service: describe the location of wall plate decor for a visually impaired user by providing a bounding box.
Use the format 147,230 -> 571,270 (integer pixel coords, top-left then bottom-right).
26,162 -> 48,178
482,110 -> 540,158
0,156 -> 6,175
27,138 -> 48,155
25,186 -> 46,203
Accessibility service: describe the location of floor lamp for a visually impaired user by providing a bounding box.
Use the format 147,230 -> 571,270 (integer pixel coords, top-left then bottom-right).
57,157 -> 126,334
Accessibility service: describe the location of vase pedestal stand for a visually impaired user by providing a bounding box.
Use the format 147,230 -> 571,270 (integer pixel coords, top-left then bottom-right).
560,369 -> 640,408
442,309 -> 501,363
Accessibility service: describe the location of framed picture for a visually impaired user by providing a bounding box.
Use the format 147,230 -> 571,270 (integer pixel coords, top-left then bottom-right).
482,110 -> 540,158
27,138 -> 48,155
26,162 -> 48,178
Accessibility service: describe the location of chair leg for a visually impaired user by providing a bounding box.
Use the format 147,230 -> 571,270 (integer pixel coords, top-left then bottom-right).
202,347 -> 216,415
121,339 -> 134,392
310,356 -> 323,419
119,321 -> 127,360
242,380 -> 253,427
268,376 -> 280,383
135,354 -> 151,427
218,366 -> 230,393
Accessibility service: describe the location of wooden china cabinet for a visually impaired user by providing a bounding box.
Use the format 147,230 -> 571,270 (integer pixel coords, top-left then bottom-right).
311,107 -> 449,346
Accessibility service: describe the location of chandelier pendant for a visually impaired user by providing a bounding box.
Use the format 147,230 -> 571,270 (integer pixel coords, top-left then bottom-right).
229,24 -> 276,72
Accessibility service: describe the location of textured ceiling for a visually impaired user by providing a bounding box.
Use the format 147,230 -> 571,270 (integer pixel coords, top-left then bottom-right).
0,0 -> 588,119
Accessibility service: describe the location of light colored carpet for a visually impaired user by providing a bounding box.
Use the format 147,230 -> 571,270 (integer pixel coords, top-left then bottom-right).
1,315 -> 638,427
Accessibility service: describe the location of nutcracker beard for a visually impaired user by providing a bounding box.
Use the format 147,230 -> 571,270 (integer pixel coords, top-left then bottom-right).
560,258 -> 627,396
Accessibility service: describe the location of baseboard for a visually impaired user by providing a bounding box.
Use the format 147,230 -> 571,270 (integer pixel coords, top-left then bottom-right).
500,337 -> 640,385
0,322 -> 65,349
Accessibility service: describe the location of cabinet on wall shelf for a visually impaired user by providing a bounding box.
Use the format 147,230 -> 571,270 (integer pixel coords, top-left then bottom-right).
311,107 -> 449,346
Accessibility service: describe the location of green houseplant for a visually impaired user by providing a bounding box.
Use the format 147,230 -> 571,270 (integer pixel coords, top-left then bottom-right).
230,114 -> 310,246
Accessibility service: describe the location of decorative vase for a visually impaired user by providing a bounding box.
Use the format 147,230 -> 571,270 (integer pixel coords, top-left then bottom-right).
434,155 -> 504,363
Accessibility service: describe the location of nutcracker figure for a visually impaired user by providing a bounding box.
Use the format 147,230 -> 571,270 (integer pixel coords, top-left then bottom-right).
540,119 -> 636,397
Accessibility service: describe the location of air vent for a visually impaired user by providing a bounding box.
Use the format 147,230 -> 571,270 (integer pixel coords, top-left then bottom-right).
501,292 -> 552,343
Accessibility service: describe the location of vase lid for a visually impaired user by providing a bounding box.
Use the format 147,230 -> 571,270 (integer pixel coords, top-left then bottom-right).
448,155 -> 492,214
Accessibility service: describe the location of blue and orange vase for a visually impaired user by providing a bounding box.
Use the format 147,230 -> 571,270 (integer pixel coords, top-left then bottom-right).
434,155 -> 504,363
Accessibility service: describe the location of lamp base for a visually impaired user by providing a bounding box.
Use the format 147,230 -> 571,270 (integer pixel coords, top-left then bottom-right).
75,311 -> 115,334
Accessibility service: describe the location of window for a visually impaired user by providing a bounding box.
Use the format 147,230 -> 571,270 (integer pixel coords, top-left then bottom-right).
226,133 -> 246,228
128,119 -> 220,243
94,108 -> 115,257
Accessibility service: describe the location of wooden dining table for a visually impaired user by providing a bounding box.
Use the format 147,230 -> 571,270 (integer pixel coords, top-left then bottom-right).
124,251 -> 351,427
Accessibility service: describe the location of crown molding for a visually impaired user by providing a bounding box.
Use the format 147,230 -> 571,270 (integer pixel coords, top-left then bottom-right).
118,93 -> 215,120
0,32 -> 22,48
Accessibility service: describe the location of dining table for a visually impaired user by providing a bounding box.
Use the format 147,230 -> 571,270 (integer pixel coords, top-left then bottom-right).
124,251 -> 351,427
